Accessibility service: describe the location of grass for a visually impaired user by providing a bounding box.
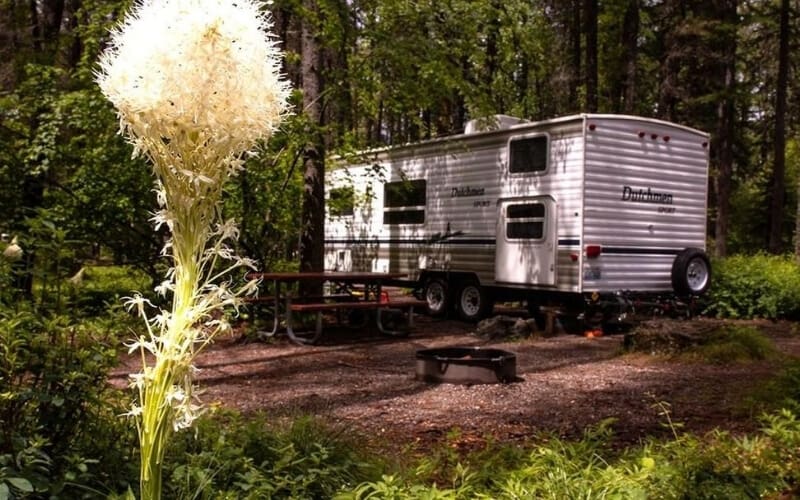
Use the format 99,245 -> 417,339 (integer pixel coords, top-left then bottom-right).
625,322 -> 780,364
335,408 -> 800,499
682,325 -> 778,364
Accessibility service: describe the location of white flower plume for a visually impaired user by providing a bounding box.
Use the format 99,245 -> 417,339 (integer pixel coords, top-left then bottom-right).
96,2 -> 291,496
97,0 -> 291,166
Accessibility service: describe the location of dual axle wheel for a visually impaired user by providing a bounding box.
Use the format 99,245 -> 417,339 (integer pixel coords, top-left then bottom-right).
423,279 -> 492,322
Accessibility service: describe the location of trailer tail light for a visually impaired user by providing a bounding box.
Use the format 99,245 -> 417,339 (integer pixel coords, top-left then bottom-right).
585,245 -> 602,258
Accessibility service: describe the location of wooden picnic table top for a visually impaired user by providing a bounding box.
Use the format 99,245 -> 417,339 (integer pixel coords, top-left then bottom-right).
246,271 -> 407,282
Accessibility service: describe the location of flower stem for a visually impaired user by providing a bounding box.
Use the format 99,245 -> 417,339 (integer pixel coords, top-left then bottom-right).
138,233 -> 201,500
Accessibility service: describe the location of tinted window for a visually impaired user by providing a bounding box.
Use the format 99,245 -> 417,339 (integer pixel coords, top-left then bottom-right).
507,203 -> 545,218
384,179 -> 426,208
507,222 -> 544,239
383,210 -> 425,225
509,136 -> 548,173
384,179 -> 426,225
329,187 -> 354,217
506,202 -> 545,240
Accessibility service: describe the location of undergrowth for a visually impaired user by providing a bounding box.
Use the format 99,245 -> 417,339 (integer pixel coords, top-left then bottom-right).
156,412 -> 380,500
335,409 -> 800,499
681,325 -> 778,364
745,359 -> 800,416
705,253 -> 800,319
625,323 -> 779,363
4,258 -> 800,498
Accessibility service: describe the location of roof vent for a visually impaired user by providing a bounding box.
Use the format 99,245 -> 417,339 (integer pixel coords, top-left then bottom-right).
464,114 -> 527,134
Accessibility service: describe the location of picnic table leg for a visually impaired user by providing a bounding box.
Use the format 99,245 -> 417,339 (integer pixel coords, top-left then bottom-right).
375,305 -> 412,337
256,279 -> 281,340
284,297 -> 324,345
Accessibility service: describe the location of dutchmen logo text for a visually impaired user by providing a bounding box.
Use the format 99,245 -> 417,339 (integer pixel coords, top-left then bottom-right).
621,186 -> 673,205
451,186 -> 485,197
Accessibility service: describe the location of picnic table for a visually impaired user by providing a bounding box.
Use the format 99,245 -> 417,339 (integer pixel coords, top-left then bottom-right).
244,271 -> 427,344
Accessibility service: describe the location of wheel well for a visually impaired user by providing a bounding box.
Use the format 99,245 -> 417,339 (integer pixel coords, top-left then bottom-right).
419,271 -> 481,289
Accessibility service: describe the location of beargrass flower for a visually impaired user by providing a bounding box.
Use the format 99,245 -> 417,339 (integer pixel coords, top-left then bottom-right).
96,1 -> 290,498
2,236 -> 22,261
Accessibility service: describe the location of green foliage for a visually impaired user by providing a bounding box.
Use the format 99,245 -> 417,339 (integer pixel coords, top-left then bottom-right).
0,308 -> 137,497
160,412 -> 378,499
71,265 -> 154,317
223,115 -> 306,273
684,325 -> 777,364
704,254 -> 800,319
339,409 -> 800,499
0,249 -> 14,306
625,322 -> 777,363
1,61 -> 161,305
746,359 -> 800,415
0,437 -> 50,499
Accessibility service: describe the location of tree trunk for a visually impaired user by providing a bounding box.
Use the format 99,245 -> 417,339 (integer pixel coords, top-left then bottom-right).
568,0 -> 581,108
31,0 -> 65,64
621,0 -> 639,114
299,1 -> 325,281
769,0 -> 789,253
485,0 -> 501,112
65,0 -> 82,69
584,0 -> 598,112
713,0 -> 738,258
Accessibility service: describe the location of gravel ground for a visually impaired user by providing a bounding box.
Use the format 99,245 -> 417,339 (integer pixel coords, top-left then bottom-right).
110,314 -> 800,452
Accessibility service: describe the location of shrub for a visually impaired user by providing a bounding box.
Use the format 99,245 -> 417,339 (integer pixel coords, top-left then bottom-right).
0,308 -> 137,497
686,325 -> 777,364
705,253 -> 800,319
71,265 -> 154,317
746,359 -> 800,415
625,322 -> 776,363
160,412 -> 379,499
339,408 -> 800,499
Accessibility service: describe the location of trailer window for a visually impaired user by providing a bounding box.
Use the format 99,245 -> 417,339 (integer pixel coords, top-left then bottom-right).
509,136 -> 548,173
383,179 -> 426,225
506,202 -> 545,239
328,186 -> 354,217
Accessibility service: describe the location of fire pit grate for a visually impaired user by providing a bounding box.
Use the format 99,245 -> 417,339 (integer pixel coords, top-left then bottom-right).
415,346 -> 517,384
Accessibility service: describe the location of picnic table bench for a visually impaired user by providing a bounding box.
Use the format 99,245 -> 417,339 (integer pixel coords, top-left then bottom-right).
245,271 -> 426,345
286,296 -> 427,344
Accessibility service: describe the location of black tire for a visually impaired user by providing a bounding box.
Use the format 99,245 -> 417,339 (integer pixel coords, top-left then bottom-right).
671,248 -> 711,296
424,278 -> 449,317
455,282 -> 493,322
560,314 -> 586,335
526,300 -> 547,331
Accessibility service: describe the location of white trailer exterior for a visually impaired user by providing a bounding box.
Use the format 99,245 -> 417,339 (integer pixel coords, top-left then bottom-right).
324,114 -> 711,324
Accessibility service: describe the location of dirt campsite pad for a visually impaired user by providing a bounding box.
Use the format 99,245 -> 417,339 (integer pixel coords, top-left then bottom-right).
111,315 -> 800,452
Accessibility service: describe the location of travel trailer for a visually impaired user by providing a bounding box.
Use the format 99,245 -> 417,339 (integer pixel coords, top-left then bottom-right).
324,114 -> 711,328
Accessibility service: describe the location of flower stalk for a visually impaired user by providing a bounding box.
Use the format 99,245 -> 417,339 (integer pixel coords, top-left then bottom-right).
96,1 -> 290,498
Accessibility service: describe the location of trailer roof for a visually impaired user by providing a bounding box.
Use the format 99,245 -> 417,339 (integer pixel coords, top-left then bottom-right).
330,113 -> 710,167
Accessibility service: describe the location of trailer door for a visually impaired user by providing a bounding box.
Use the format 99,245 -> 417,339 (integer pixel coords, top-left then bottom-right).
495,197 -> 557,286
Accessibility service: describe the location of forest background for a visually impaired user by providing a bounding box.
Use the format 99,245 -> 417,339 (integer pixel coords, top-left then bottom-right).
2,2 -> 800,497
0,0 -> 797,292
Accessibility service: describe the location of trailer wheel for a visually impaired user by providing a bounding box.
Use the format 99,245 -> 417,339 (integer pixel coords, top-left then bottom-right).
671,248 -> 711,296
455,283 -> 493,322
424,278 -> 449,317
